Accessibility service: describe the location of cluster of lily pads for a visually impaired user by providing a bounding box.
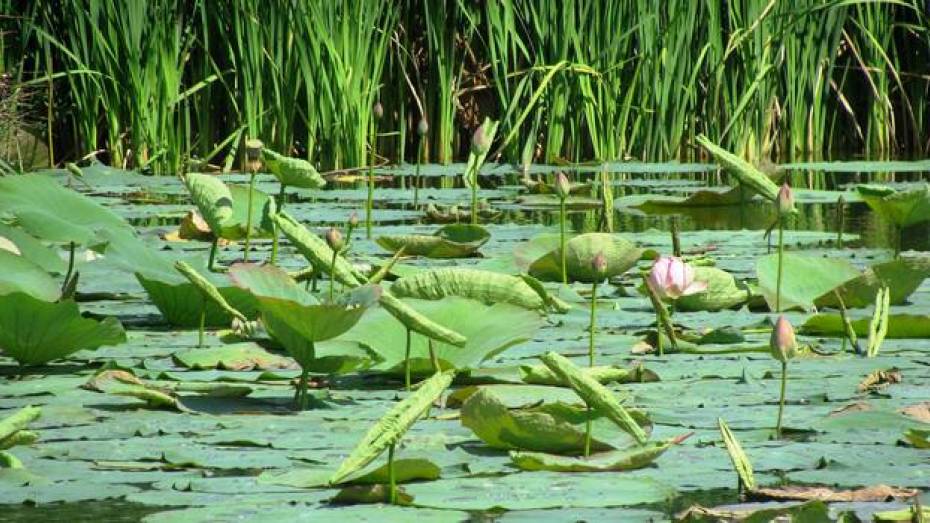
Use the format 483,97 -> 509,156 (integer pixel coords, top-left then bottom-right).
1,134 -> 929,518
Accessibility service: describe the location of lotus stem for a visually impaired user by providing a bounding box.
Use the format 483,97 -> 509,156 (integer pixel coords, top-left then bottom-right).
367,120 -> 377,239
583,414 -> 592,457
671,217 -> 681,257
470,165 -> 478,225
428,339 -> 440,375
656,311 -> 664,357
243,171 -> 256,262
775,360 -> 787,438
297,365 -> 310,411
588,281 -> 597,366
404,328 -> 412,391
414,136 -> 421,207
775,218 -> 784,312
271,184 -> 286,265
836,195 -> 845,248
560,197 -> 568,285
329,251 -> 337,302
894,225 -> 902,259
198,301 -> 206,348
63,241 -> 76,294
208,238 -> 218,272
387,442 -> 397,505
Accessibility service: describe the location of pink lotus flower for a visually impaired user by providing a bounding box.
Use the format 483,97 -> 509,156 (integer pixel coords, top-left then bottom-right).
647,256 -> 707,300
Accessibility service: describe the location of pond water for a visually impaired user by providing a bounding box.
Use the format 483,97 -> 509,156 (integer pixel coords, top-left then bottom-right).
1,162 -> 928,522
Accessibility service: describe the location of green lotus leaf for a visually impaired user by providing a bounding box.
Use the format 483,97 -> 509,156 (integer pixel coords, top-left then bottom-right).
222,184 -> 276,240
675,266 -> 751,311
510,437 -> 680,472
520,364 -> 659,386
262,149 -> 326,189
229,264 -> 380,370
344,296 -> 540,375
260,457 -> 440,488
273,211 -> 366,286
184,173 -> 234,234
0,406 -> 41,443
0,250 -> 60,301
389,268 -> 547,310
172,343 -> 296,371
377,293 -> 467,346
815,257 -> 930,309
0,174 -> 132,245
857,183 -> 930,228
329,370 -> 454,484
0,224 -> 67,273
376,224 -> 490,259
83,370 -> 188,412
539,352 -> 649,445
755,253 -> 860,311
696,135 -> 780,201
717,418 -> 756,490
0,293 -> 126,365
904,428 -> 930,449
460,387 -> 650,455
800,312 -> 930,338
529,233 -> 642,283
174,261 -> 247,323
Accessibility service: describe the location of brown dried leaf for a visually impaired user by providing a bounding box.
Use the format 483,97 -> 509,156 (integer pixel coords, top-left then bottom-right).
748,484 -> 918,503
857,367 -> 902,392
828,401 -> 873,417
899,401 -> 930,423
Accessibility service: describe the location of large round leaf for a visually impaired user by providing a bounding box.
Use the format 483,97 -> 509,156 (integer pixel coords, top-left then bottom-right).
529,233 -> 641,283
342,296 -> 542,375
221,185 -> 276,240
756,253 -> 860,311
0,250 -> 60,302
262,149 -> 326,189
815,257 -> 930,309
0,293 -> 126,365
376,224 -> 490,258
675,266 -> 751,311
857,184 -> 930,228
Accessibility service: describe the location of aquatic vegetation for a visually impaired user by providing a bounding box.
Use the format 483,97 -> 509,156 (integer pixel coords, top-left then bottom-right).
0,406 -> 41,469
554,172 -> 570,284
857,184 -> 930,257
645,256 -> 706,355
770,316 -> 798,438
376,224 -> 490,259
465,118 -> 498,225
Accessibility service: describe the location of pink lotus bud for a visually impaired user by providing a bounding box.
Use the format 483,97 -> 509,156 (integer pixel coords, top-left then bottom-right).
554,172 -> 571,199
373,102 -> 384,120
417,117 -> 429,137
777,183 -> 794,216
770,315 -> 797,362
325,228 -> 344,253
348,212 -> 359,228
647,256 -> 707,300
591,251 -> 608,277
471,125 -> 491,155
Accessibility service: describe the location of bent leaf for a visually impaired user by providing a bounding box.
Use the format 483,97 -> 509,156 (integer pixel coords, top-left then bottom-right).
520,364 -> 659,386
0,250 -> 60,301
539,352 -> 649,445
376,224 -> 490,259
857,183 -> 930,228
696,135 -> 779,201
510,436 -> 681,472
529,233 -> 642,283
816,257 -> 930,309
184,173 -> 234,234
174,261 -> 247,323
389,268 -> 547,310
262,149 -> 326,189
274,212 -> 366,286
0,293 -> 126,365
675,266 -> 751,312
378,293 -> 466,346
717,417 -> 756,491
0,406 -> 41,442
329,370 -> 454,484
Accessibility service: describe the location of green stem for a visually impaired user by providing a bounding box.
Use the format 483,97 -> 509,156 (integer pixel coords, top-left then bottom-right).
367,121 -> 376,239
404,328 -> 412,391
428,339 -> 440,374
584,412 -> 592,457
271,184 -> 286,264
387,443 -> 397,504
298,365 -> 310,411
470,165 -> 478,225
198,301 -> 206,348
63,241 -> 76,293
243,171 -> 256,262
589,281 -> 597,366
775,360 -> 787,438
329,251 -> 337,302
776,219 -> 784,312
208,238 -> 218,272
414,136 -> 421,207
560,197 -> 567,285
656,310 -> 664,357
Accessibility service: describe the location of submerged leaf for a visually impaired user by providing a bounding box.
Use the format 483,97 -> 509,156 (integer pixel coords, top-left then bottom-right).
329,370 -> 454,484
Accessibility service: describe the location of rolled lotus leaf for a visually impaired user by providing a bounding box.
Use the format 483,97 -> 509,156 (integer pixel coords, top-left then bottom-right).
330,370 -> 454,484
529,233 -> 641,283
510,437 -> 680,472
184,173 -> 234,233
675,266 -> 751,312
174,261 -> 247,323
376,224 -> 490,258
539,351 -> 648,445
857,183 -> 930,228
718,417 -> 756,490
0,406 -> 41,442
696,135 -> 779,202
262,149 -> 326,189
520,364 -> 656,386
273,212 -> 366,286
378,293 -> 467,346
389,268 -> 546,310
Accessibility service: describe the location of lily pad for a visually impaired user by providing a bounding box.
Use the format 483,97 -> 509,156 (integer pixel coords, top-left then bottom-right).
675,266 -> 752,311
756,253 -> 860,311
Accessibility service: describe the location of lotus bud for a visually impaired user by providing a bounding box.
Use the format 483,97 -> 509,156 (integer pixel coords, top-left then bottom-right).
417,117 -> 429,137
554,172 -> 571,200
770,315 -> 797,363
471,125 -> 491,156
245,139 -> 263,173
592,251 -> 608,278
373,101 -> 384,120
777,183 -> 794,216
348,212 -> 359,229
647,256 -> 708,301
325,227 -> 345,253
